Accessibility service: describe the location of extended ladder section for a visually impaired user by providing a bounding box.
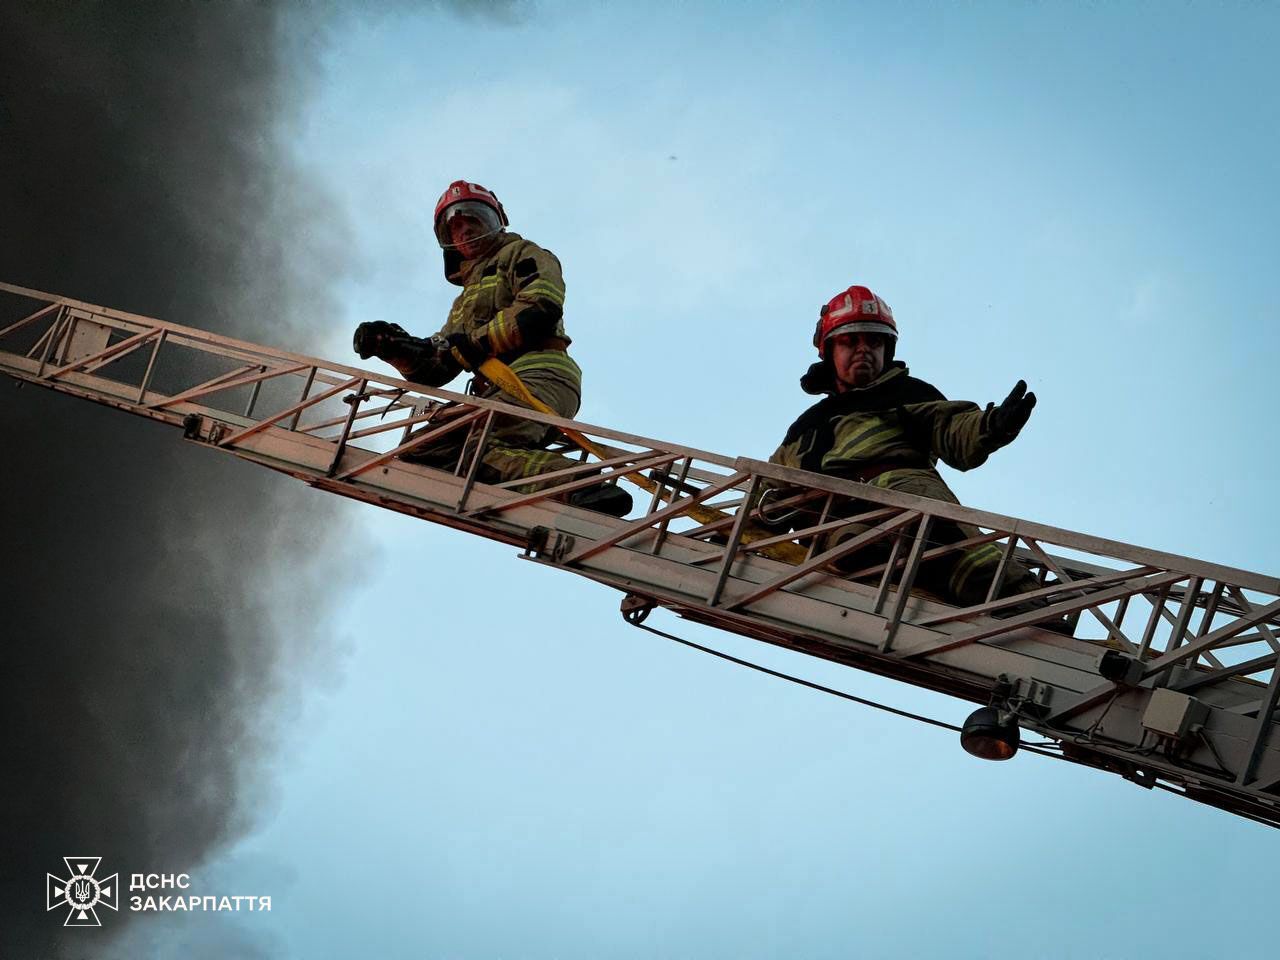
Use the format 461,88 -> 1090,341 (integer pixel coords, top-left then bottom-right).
4,281 -> 1280,827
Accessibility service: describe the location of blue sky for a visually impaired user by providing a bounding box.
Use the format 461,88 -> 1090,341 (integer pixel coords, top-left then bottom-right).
121,3 -> 1278,957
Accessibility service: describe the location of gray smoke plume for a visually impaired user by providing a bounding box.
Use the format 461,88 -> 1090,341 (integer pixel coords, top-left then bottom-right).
0,3 -> 368,956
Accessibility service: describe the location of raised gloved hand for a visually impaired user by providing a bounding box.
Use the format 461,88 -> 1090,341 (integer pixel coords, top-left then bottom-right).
985,379 -> 1037,447
446,332 -> 488,371
352,321 -> 410,360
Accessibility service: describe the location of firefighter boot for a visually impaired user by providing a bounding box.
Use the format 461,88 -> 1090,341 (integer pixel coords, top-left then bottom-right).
567,482 -> 632,517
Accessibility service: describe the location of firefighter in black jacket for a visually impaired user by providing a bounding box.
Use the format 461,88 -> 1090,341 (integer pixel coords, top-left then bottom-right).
762,284 -> 1041,608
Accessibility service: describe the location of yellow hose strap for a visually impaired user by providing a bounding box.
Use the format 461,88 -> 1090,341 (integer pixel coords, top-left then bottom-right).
478,358 -> 804,564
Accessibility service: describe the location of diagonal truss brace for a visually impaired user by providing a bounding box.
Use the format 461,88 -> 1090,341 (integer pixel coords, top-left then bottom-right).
4,280 -> 1280,828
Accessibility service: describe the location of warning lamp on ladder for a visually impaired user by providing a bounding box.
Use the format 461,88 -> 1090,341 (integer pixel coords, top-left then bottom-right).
961,673 -> 1021,760
960,707 -> 1020,761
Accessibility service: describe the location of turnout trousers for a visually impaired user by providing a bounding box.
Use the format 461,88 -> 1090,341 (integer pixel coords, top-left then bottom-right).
823,468 -> 1042,608
401,350 -> 583,495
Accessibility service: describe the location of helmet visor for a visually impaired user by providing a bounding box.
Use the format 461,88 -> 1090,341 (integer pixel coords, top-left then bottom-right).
435,200 -> 504,249
825,320 -> 897,342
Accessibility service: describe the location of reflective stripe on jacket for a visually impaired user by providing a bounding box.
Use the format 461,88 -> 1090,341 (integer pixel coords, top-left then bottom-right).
410,231 -> 570,388
768,363 -> 999,482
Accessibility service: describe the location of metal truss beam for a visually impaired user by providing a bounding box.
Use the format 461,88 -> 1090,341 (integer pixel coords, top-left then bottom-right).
4,280 -> 1280,828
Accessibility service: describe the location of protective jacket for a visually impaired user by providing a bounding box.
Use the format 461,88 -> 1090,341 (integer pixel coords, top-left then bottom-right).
770,362 -> 1006,496
406,230 -> 575,391
399,231 -> 582,494
764,361 -> 1032,606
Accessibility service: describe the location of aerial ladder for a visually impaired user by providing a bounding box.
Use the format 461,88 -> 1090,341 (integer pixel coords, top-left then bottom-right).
3,280 -> 1280,827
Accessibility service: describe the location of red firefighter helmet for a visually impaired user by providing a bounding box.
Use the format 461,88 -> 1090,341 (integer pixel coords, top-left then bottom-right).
813,285 -> 897,359
433,180 -> 509,249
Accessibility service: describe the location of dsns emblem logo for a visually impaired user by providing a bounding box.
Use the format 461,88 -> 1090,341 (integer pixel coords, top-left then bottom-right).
47,857 -> 119,927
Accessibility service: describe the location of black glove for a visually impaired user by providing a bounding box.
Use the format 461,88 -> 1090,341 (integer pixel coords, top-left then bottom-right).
446,332 -> 488,371
352,321 -> 410,360
985,379 -> 1037,446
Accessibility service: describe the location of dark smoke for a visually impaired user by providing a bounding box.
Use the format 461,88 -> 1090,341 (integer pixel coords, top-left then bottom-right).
0,3 -> 366,956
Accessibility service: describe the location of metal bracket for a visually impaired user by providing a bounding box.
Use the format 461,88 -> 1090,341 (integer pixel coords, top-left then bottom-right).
183,415 -> 225,445
992,674 -> 1054,721
1097,650 -> 1146,687
525,526 -> 575,562
1016,678 -> 1055,719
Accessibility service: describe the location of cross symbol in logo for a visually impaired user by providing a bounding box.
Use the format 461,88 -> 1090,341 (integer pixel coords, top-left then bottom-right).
47,857 -> 119,927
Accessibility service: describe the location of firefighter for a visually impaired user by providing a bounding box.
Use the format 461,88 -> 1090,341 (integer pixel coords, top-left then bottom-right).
761,284 -> 1048,612
353,180 -> 631,517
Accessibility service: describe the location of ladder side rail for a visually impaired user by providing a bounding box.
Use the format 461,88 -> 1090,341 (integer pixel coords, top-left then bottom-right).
24,362 -> 1280,822
734,459 -> 1280,693
0,289 -> 746,472
723,459 -> 1280,695
9,329 -> 1277,698
9,324 -> 1277,664
7,296 -> 1269,701
8,286 -> 1280,823
55,305 -> 354,384
740,458 -> 1280,597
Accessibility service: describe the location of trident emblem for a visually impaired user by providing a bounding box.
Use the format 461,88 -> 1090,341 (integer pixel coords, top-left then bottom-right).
47,857 -> 119,927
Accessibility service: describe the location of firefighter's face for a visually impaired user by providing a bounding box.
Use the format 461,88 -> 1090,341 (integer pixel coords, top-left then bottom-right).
449,215 -> 488,259
831,332 -> 887,391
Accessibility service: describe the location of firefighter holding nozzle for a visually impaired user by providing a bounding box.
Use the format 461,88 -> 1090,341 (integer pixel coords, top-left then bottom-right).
354,180 -> 631,517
